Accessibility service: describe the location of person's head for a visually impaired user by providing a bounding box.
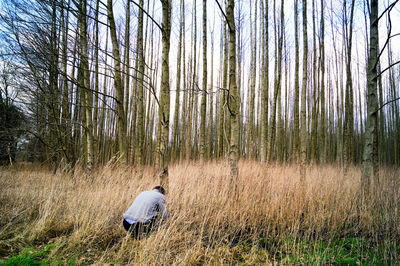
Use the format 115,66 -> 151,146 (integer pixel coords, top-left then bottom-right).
153,186 -> 165,195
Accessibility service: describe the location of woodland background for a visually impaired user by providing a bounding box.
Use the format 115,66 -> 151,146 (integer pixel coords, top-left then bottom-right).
0,0 -> 399,177
0,0 -> 400,264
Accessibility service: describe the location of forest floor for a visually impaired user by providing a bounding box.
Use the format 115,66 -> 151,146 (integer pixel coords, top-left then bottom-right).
0,161 -> 399,265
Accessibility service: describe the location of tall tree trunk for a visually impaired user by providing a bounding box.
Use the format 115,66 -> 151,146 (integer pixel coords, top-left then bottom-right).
388,44 -> 398,165
277,82 -> 283,162
284,33 -> 289,162
93,0 -> 100,166
208,24 -> 215,159
193,46 -> 200,159
135,0 -> 145,174
49,0 -> 62,168
98,26 -> 109,164
377,53 -> 385,164
172,0 -> 184,162
200,0 -> 207,162
180,0 -> 187,161
107,0 -> 127,165
219,18 -> 228,159
319,0 -> 326,164
276,0 -> 285,162
311,0 -> 318,164
268,0 -> 277,162
268,0 -> 284,163
343,0 -> 355,168
361,0 -> 378,195
186,0 -> 197,161
156,0 -> 172,188
300,0 -> 308,180
129,50 -> 138,164
293,0 -> 300,163
123,0 -> 131,162
260,0 -> 269,163
237,1 -> 244,158
79,0 -> 94,170
247,0 -> 257,159
226,0 -> 239,185
61,0 -> 72,164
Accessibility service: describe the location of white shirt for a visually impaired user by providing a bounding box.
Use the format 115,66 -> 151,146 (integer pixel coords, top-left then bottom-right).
123,189 -> 168,223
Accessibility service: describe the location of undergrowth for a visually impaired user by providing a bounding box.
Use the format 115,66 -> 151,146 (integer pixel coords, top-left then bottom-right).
0,161 -> 399,264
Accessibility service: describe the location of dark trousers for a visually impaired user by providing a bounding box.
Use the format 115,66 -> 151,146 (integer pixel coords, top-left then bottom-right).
123,218 -> 156,238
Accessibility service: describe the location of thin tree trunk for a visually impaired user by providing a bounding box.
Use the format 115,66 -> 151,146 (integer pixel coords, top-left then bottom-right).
208,24 -> 215,159
361,0 -> 379,195
293,0 -> 300,163
247,0 -> 257,159
268,0 -> 284,163
343,0 -> 355,168
311,0 -> 317,164
260,0 -> 269,163
123,0 -> 131,129
319,0 -> 326,164
219,18 -> 228,159
135,0 -> 145,174
186,0 -> 197,161
61,0 -> 72,164
98,26 -> 109,164
200,0 -> 207,162
300,0 -> 308,181
107,0 -> 127,165
78,0 -> 93,170
123,0 -> 131,162
172,0 -> 184,162
93,0 -> 100,166
180,0 -> 187,161
388,44 -> 398,165
284,33 -> 289,162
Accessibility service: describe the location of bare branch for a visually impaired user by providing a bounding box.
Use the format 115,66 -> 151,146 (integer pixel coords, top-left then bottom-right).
129,0 -> 163,32
374,97 -> 400,114
389,33 -> 400,39
375,60 -> 400,79
377,0 -> 399,22
214,0 -> 233,33
376,1 -> 397,63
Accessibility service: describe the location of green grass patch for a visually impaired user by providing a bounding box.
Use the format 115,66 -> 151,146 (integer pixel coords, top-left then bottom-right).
1,236 -> 398,265
274,237 -> 396,264
0,243 -> 69,266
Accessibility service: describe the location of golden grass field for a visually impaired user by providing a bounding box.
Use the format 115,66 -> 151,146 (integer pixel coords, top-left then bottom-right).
0,161 -> 399,264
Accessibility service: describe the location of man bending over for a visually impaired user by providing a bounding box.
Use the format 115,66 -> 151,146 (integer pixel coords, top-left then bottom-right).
122,186 -> 168,238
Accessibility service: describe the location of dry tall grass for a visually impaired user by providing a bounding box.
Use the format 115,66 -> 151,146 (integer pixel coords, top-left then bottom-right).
1,161 -> 399,264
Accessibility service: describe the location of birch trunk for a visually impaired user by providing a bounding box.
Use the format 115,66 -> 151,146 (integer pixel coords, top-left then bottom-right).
227,0 -> 239,185
156,0 -> 172,188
